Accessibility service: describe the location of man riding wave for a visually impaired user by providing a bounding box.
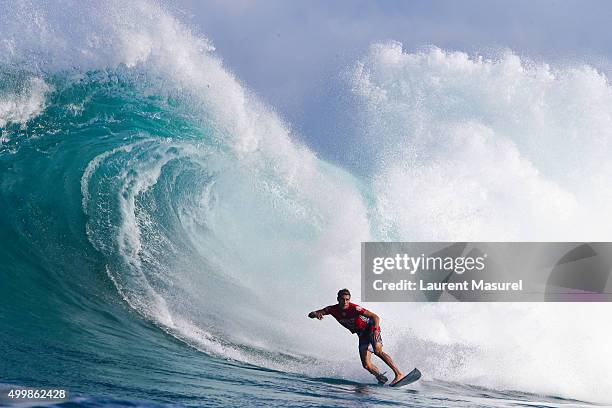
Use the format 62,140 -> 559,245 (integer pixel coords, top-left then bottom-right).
308,288 -> 407,385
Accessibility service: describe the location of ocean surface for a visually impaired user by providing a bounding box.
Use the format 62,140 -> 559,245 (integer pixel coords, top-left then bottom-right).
1,1 -> 612,407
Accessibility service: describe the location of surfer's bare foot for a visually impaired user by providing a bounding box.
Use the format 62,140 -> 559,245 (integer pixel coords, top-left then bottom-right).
389,372 -> 406,386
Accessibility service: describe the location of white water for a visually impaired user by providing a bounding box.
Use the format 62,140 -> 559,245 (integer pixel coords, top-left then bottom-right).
0,76 -> 50,128
351,42 -> 612,402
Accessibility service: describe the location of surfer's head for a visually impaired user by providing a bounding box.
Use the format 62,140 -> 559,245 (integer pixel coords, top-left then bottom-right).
337,288 -> 351,308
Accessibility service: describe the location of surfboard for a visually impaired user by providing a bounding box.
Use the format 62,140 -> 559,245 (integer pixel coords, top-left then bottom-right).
390,368 -> 421,387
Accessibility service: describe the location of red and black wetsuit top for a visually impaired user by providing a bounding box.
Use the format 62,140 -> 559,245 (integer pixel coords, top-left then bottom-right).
323,302 -> 372,335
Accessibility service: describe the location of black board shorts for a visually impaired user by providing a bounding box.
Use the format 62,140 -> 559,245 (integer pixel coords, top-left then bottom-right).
358,328 -> 383,353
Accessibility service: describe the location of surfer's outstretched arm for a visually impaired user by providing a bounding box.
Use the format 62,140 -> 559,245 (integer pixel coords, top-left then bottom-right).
308,308 -> 328,320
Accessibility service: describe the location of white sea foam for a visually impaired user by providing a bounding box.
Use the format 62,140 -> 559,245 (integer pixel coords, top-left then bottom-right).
351,42 -> 612,402
0,77 -> 50,128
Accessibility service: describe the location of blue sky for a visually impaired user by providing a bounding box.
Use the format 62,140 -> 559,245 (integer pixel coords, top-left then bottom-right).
176,0 -> 612,160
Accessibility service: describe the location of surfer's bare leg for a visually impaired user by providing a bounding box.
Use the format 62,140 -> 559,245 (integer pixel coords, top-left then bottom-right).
359,349 -> 381,376
372,343 -> 404,384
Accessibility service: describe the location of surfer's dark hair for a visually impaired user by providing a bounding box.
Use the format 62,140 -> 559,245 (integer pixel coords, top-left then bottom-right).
337,288 -> 351,298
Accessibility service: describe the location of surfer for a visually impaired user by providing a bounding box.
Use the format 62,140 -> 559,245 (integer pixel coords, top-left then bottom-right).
308,288 -> 407,385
